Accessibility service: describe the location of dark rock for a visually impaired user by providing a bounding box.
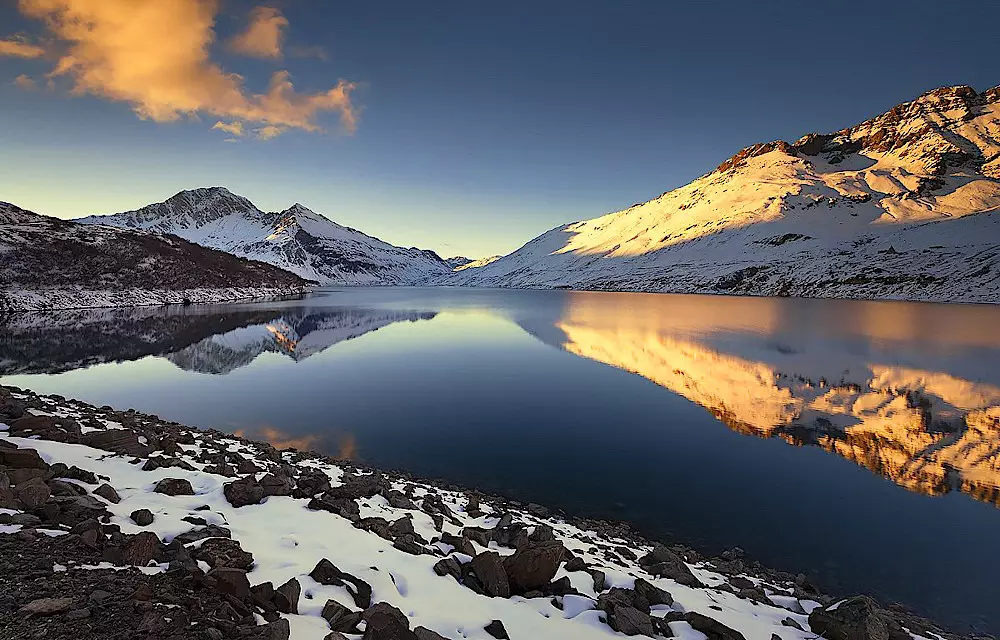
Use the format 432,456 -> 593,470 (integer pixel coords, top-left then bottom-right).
808,595 -> 903,640
93,483 -> 121,503
251,582 -> 275,610
386,490 -> 418,510
463,526 -> 492,547
590,568 -> 606,592
47,479 -> 87,496
528,523 -> 556,543
389,516 -> 415,537
502,540 -> 566,594
173,523 -> 232,545
63,465 -> 98,484
526,503 -> 549,517
307,493 -> 360,521
81,430 -> 151,457
321,599 -> 363,634
15,478 -> 51,509
260,618 -> 291,640
634,578 -> 673,607
465,494 -> 482,518
440,532 -> 476,557
181,515 -> 207,526
393,533 -> 427,555
432,557 -> 462,581
471,552 -> 511,598
544,576 -> 577,596
484,620 -> 510,639
564,556 -> 587,572
781,617 -> 805,631
362,602 -> 416,640
414,627 -> 449,640
141,457 -> 195,472
685,612 -> 748,640
207,567 -> 251,600
328,474 -> 388,500
236,458 -> 260,474
639,544 -> 703,587
18,597 -> 77,616
260,473 -> 294,497
274,577 -> 301,614
309,559 -> 373,608
124,531 -> 161,566
193,537 -> 255,570
224,476 -> 265,507
153,478 -> 194,496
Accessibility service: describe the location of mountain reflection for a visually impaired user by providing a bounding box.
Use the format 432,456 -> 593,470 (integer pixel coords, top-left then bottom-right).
0,305 -> 437,375
533,292 -> 1000,508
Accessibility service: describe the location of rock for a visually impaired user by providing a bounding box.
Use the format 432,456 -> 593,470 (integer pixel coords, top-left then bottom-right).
309,559 -> 372,608
526,503 -> 549,517
15,478 -> 51,509
393,533 -> 427,555
590,568 -> 606,592
274,577 -> 301,614
261,618 -> 291,640
484,620 -> 510,639
141,457 -> 195,472
124,531 -> 162,566
223,476 -> 265,507
414,627 -> 449,640
781,617 -> 805,631
153,478 -> 194,496
808,596 -> 904,640
440,532 -> 476,557
564,556 -> 587,572
389,516 -> 415,537
193,537 -> 255,570
307,493 -> 361,521
173,523 -> 232,545
639,544 -> 703,587
502,540 -> 566,594
386,489 -> 418,510
465,494 -> 482,518
634,578 -> 673,607
607,605 -> 655,636
471,552 -> 511,598
251,582 -> 275,609
328,474 -> 388,500
321,599 -> 363,634
93,483 -> 121,503
684,612 -> 748,640
131,584 -> 153,601
528,523 -> 556,543
47,479 -> 87,496
207,567 -> 251,600
463,526 -> 492,547
63,465 -> 98,484
433,557 -> 462,581
81,430 -> 151,456
260,473 -> 294,496
18,597 -> 77,616
294,470 -> 332,498
362,602 -> 416,640
88,590 -> 112,603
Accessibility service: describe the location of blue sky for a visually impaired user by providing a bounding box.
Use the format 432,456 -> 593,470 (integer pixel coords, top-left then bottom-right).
1,0 -> 998,257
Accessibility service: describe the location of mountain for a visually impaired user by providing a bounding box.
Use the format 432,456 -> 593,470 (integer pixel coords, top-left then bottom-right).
80,187 -> 451,286
445,256 -> 474,269
0,202 -> 308,312
447,85 -> 1000,303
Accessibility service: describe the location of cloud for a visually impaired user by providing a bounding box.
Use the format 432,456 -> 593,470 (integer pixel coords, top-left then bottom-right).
13,74 -> 37,90
0,37 -> 45,58
230,5 -> 287,59
255,124 -> 285,140
212,120 -> 244,137
233,426 -> 320,452
7,0 -> 357,137
288,44 -> 328,61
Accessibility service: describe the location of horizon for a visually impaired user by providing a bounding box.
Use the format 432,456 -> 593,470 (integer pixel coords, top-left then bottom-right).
2,0 -> 999,257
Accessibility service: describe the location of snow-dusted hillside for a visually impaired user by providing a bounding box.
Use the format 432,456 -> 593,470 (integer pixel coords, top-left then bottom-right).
0,202 -> 308,312
446,85 -> 1000,303
80,188 -> 452,286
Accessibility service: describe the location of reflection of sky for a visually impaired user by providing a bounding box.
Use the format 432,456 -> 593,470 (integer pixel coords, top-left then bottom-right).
3,289 -> 1000,632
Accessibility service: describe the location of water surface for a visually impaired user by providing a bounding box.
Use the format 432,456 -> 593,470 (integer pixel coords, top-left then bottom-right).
2,288 -> 999,633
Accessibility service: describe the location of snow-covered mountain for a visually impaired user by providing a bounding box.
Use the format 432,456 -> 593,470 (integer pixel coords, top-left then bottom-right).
446,85 -> 1000,303
79,188 -> 452,286
0,202 -> 308,312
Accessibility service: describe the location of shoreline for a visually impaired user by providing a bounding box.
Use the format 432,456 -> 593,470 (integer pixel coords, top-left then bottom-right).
0,285 -> 313,313
0,384 -> 984,640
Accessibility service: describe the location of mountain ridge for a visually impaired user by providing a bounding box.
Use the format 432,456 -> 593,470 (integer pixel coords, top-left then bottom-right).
443,84 -> 1000,303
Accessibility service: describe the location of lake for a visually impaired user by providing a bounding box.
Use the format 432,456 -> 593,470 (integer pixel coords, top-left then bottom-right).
2,287 -> 999,633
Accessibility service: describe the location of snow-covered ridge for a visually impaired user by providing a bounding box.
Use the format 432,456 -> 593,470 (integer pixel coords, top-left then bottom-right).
445,85 -> 1000,303
79,187 -> 452,286
0,201 -> 309,312
0,385 -> 967,639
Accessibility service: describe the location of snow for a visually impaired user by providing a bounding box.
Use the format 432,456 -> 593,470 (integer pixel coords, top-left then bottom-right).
1,415 -> 826,640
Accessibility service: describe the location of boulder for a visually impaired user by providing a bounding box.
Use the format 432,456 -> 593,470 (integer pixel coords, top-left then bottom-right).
294,470 -> 331,498
432,557 -> 462,581
0,446 -> 48,469
193,537 -> 255,570
81,430 -> 151,457
639,544 -> 703,587
502,540 -> 566,594
484,620 -> 510,639
260,473 -> 294,497
684,612 -> 748,640
93,483 -> 121,503
414,628 -> 449,640
471,552 -> 511,598
808,596 -> 906,640
274,577 -> 301,614
309,559 -> 372,608
250,582 -> 275,610
124,531 -> 162,566
327,474 -> 388,500
321,599 -> 363,634
15,478 -> 51,509
207,567 -> 251,600
223,477 -> 265,507
634,578 -> 673,607
362,602 -> 417,640
18,597 -> 77,617
153,478 -> 194,496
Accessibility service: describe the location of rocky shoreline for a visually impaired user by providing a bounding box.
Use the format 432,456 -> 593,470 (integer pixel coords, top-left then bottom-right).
0,384 -> 983,640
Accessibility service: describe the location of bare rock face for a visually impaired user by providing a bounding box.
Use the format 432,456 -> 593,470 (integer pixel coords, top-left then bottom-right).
501,540 -> 566,594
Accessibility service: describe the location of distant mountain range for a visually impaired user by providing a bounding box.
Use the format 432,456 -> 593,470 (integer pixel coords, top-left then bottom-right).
80,187 -> 453,286
0,202 -> 308,312
3,83 -> 999,307
445,85 -> 1000,303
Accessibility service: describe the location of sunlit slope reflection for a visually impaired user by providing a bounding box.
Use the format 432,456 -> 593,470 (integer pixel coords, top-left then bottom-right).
542,293 -> 1000,506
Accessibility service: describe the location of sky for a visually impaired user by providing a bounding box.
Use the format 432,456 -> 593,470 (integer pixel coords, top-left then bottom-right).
1,0 -> 998,258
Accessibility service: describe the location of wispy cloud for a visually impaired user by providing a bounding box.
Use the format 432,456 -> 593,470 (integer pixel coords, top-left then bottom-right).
229,5 -> 288,59
0,36 -> 45,58
5,0 -> 358,139
13,74 -> 37,90
212,120 -> 244,137
255,124 -> 285,140
289,44 -> 328,61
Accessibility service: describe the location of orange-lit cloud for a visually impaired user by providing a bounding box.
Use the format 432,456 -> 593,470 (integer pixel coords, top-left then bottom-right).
335,433 -> 357,460
0,37 -> 45,58
7,0 -> 357,137
255,124 -> 285,140
14,74 -> 37,90
212,120 -> 244,137
230,5 -> 287,59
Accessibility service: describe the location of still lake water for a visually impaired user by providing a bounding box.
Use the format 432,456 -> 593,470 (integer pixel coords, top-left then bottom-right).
2,287 -> 1000,632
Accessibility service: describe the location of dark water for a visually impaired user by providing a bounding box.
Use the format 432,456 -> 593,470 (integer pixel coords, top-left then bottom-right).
3,288 -> 1000,633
